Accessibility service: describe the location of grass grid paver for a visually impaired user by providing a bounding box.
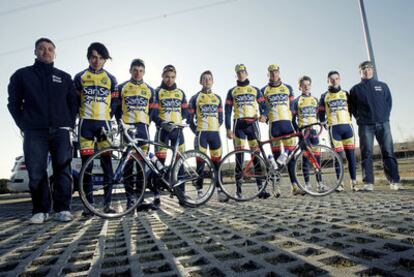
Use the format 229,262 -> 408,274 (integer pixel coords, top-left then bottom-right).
0,183 -> 413,276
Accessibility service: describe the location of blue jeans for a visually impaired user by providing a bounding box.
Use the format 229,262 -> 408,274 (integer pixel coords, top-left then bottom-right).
24,128 -> 73,214
358,122 -> 400,184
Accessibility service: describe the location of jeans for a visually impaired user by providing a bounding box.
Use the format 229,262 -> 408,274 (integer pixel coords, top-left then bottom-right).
24,128 -> 73,214
358,122 -> 400,184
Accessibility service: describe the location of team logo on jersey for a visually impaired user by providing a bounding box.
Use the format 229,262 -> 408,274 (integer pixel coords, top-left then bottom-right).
267,94 -> 288,105
86,75 -> 91,79
161,98 -> 181,112
52,75 -> 62,83
125,95 -> 148,111
200,104 -> 218,118
300,106 -> 317,117
100,77 -> 108,85
235,94 -> 255,107
328,99 -> 348,112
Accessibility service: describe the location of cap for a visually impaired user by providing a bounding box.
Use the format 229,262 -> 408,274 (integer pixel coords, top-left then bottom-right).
267,64 -> 280,72
359,61 -> 374,70
162,64 -> 176,74
235,64 -> 247,73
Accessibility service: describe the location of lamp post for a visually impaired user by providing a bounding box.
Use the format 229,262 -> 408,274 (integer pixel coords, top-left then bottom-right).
358,0 -> 378,80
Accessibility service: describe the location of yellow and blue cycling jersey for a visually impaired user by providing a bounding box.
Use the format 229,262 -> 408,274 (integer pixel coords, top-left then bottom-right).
116,80 -> 156,125
74,67 -> 117,120
188,90 -> 223,132
225,80 -> 268,130
262,83 -> 294,122
293,94 -> 319,128
318,90 -> 352,126
153,84 -> 188,126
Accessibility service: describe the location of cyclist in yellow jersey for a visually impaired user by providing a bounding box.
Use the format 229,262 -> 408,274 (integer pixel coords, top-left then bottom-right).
115,58 -> 159,210
262,64 -> 298,194
319,71 -> 357,191
153,65 -> 189,205
225,64 -> 269,199
188,70 -> 228,202
74,42 -> 118,216
293,76 -> 326,193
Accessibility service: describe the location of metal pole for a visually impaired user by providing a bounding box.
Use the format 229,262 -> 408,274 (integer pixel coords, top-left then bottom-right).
358,0 -> 378,79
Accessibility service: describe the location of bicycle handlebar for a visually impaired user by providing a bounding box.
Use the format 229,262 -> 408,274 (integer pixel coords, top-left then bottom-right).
298,121 -> 327,138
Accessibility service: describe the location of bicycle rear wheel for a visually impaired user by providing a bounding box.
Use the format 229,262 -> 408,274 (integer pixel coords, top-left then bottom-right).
79,147 -> 146,218
294,145 -> 343,196
171,150 -> 216,207
218,149 -> 269,201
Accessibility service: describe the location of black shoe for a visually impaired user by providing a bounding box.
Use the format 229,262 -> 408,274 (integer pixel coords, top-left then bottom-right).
150,198 -> 161,210
178,201 -> 187,207
81,210 -> 94,217
136,202 -> 152,212
258,190 -> 271,199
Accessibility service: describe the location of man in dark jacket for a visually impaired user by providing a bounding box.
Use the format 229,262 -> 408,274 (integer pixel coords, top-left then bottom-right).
349,61 -> 401,191
7,38 -> 78,223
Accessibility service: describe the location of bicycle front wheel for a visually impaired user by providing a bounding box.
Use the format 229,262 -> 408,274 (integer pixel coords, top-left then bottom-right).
294,145 -> 344,196
79,147 -> 147,218
218,149 -> 269,201
171,150 -> 216,207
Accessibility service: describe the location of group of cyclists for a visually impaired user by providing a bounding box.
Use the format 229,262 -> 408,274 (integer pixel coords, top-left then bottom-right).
71,42 -> 361,213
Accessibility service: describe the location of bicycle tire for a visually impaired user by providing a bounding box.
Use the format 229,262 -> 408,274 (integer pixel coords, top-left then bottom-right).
218,149 -> 269,201
171,150 -> 216,207
294,145 -> 344,196
79,147 -> 147,218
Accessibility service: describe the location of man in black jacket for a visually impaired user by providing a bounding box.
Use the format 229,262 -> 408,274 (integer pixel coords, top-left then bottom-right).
349,61 -> 401,191
7,38 -> 78,223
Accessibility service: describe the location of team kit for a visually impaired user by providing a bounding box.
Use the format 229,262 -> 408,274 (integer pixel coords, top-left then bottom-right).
73,42 -> 358,209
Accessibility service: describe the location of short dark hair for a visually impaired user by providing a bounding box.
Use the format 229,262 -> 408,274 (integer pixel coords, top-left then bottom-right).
298,75 -> 312,86
87,42 -> 111,60
200,70 -> 213,82
327,70 -> 340,78
130,58 -> 145,69
162,64 -> 176,75
35,37 -> 55,48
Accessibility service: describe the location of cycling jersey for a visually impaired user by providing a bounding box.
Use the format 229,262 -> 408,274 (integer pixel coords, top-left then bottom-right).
189,90 -> 223,132
225,80 -> 268,130
262,83 -> 294,122
153,83 -> 188,126
116,79 -> 155,125
319,89 -> 351,125
293,94 -> 319,128
74,67 -> 118,120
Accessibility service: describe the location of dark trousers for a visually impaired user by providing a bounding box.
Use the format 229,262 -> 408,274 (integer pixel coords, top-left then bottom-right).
358,122 -> 400,184
23,128 -> 73,214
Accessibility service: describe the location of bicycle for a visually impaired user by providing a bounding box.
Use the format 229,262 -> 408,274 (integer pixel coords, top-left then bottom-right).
217,120 -> 344,201
78,120 -> 217,218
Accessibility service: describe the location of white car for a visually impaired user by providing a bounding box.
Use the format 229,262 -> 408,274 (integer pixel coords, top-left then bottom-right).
7,155 -> 122,192
7,155 -> 83,192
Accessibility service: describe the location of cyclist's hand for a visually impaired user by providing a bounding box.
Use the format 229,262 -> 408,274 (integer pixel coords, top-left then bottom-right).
227,129 -> 234,139
259,115 -> 267,123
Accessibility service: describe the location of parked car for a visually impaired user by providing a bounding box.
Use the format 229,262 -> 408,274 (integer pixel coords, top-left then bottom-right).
7,155 -> 82,192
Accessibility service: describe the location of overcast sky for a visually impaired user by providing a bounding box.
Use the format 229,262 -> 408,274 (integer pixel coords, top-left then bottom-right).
1,0 -> 413,178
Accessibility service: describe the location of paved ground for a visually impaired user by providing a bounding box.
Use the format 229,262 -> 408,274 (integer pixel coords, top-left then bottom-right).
0,183 -> 414,277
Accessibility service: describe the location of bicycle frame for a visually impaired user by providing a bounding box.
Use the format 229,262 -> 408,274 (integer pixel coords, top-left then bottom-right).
112,122 -> 195,191
242,123 -> 324,177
